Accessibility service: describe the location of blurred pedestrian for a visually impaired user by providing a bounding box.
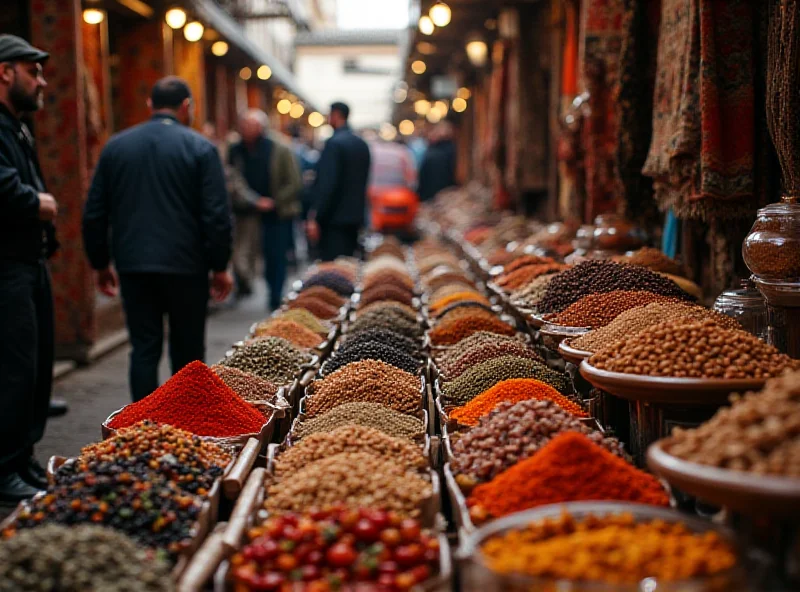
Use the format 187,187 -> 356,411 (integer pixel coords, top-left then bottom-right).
418,121 -> 457,202
0,35 -> 62,502
307,102 -> 371,261
82,76 -> 233,402
228,109 -> 301,310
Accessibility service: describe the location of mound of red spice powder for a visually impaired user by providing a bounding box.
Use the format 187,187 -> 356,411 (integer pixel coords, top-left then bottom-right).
468,432 -> 668,518
108,361 -> 265,437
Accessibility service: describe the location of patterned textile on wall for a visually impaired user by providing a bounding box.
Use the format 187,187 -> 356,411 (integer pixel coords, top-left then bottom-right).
580,0 -> 625,221
642,0 -> 756,221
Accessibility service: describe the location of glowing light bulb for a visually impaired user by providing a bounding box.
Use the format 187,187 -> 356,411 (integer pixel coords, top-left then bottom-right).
165,8 -> 187,29
211,41 -> 228,56
183,21 -> 204,42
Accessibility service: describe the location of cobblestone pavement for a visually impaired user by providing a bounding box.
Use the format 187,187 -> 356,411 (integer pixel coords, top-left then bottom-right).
35,277 -> 290,464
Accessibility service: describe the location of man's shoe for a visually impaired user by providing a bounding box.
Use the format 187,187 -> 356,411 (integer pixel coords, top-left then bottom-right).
18,457 -> 48,490
0,472 -> 43,505
48,399 -> 69,417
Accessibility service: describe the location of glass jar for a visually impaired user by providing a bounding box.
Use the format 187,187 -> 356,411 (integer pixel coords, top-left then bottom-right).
590,214 -> 646,255
742,201 -> 800,283
712,280 -> 768,340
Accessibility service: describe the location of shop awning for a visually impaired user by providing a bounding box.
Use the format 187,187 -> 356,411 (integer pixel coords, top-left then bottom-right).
189,0 -> 320,111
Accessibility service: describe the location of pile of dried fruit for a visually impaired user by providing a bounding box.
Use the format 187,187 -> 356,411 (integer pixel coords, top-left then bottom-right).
230,507 -> 440,591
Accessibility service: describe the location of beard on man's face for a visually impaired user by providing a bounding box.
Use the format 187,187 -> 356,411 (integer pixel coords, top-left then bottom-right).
9,80 -> 42,113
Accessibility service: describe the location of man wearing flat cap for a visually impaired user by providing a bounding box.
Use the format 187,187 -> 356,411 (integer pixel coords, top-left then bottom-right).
0,34 -> 61,503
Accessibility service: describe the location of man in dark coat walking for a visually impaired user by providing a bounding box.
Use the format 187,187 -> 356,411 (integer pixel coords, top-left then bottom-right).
418,121 -> 457,202
83,76 -> 233,402
0,35 -> 59,502
306,102 -> 371,261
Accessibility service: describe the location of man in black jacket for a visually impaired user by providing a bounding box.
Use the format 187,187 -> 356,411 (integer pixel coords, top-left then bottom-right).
418,121 -> 457,202
307,102 -> 370,261
82,77 -> 233,402
0,35 -> 59,502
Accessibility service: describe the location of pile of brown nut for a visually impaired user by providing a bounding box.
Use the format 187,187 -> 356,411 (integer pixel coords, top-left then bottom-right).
265,452 -> 432,517
294,402 -> 426,441
306,359 -> 420,416
664,370 -> 800,476
589,319 -> 800,379
275,425 -> 427,478
451,400 -> 626,488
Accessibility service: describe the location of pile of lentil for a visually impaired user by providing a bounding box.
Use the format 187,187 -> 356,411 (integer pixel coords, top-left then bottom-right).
663,370 -> 800,475
589,319 -> 800,379
501,254 -> 556,274
79,420 -> 230,494
290,285 -> 346,307
442,356 -> 571,405
302,270 -> 355,296
433,331 -> 526,368
480,512 -> 737,584
294,402 -> 426,441
370,236 -> 406,259
429,283 -> 479,304
108,361 -> 266,437
431,299 -> 494,322
363,255 -> 409,277
451,400 -> 621,486
363,268 -> 415,292
307,359 -> 420,416
276,425 -> 427,477
572,301 -> 743,353
287,295 -> 340,320
537,259 -> 693,313
496,263 -> 570,291
0,524 -> 175,592
270,308 -> 330,336
341,327 -> 420,359
265,452 -> 432,517
349,306 -> 422,340
360,283 -> 414,307
486,248 -> 519,267
468,432 -> 669,519
321,340 -> 420,376
438,339 -> 543,381
544,290 -> 682,328
449,379 -> 586,426
429,313 -> 516,346
251,318 -> 323,349
218,336 -> 312,385
211,364 -> 279,406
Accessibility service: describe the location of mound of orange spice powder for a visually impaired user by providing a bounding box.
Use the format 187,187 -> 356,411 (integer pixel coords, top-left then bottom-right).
480,511 -> 737,585
468,432 -> 668,519
449,378 -> 586,426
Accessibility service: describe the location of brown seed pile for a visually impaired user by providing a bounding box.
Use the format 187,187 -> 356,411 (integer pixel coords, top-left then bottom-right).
487,248 -> 519,267
360,283 -> 414,307
431,300 -> 495,322
438,340 -> 544,381
429,314 -> 516,346
537,260 -> 693,313
275,425 -> 427,478
589,319 -> 800,379
321,340 -> 420,376
664,370 -> 800,475
442,356 -> 571,405
429,283 -> 480,304
370,237 -> 405,260
211,365 -> 279,404
425,272 -> 477,293
218,336 -> 311,384
434,305 -> 498,327
434,332 -> 526,367
287,296 -> 340,320
496,263 -> 571,291
451,400 -> 625,486
510,273 -> 559,308
294,402 -> 425,441
363,255 -> 409,277
356,300 -> 417,320
743,215 -> 800,279
265,452 -> 432,517
544,290 -> 683,328
363,269 -> 415,293
573,302 -> 743,353
291,285 -> 346,307
251,319 -> 323,349
613,247 -> 683,276
272,308 -> 330,336
306,359 -> 420,416
349,306 -> 422,340
502,254 -> 556,274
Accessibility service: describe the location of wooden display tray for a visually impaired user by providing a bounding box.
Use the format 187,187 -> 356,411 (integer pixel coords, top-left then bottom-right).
558,338 -> 593,366
579,360 -> 766,405
648,440 -> 800,518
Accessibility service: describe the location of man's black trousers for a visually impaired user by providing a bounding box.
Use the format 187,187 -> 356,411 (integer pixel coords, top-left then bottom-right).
319,224 -> 360,262
119,273 -> 209,402
0,260 -> 54,475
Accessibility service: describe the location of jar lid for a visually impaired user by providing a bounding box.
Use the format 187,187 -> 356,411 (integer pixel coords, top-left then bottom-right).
713,279 -> 765,308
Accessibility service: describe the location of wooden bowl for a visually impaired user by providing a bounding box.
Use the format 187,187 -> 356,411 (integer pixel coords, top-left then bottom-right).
558,339 -> 593,366
578,360 -> 765,405
648,439 -> 800,518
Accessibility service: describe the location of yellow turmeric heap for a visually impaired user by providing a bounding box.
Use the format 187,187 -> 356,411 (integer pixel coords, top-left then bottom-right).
480,512 -> 737,584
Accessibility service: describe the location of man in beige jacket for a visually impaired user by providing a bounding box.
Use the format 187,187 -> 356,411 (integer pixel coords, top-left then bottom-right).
228,110 -> 301,308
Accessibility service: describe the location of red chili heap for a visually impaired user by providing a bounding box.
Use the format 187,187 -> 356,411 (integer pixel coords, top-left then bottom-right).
230,507 -> 440,592
108,361 -> 265,437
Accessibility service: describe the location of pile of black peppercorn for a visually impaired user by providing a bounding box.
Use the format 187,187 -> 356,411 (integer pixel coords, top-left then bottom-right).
322,340 -> 420,376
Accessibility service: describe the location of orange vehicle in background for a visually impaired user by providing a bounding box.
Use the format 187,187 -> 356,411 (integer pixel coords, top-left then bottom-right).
369,186 -> 419,232
367,137 -> 419,233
